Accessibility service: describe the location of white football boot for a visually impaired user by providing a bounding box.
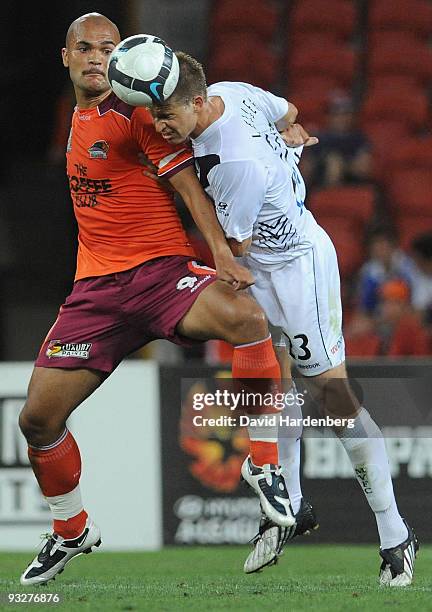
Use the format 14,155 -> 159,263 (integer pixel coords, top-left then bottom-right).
379,521 -> 419,587
20,517 -> 101,586
241,455 -> 295,528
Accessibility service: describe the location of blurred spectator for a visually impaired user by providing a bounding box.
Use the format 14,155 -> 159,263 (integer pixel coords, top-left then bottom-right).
309,91 -> 373,188
344,311 -> 380,357
376,279 -> 429,357
355,226 -> 414,315
409,232 -> 432,325
346,279 -> 430,358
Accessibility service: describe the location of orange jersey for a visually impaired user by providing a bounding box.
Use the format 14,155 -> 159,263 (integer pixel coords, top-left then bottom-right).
66,93 -> 196,280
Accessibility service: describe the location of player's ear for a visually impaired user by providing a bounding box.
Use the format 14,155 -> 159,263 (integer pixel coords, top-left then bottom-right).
62,48 -> 69,67
192,96 -> 205,112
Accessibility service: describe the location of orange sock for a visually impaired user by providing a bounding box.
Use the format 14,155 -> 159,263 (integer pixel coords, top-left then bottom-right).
53,510 -> 88,540
249,440 -> 279,466
28,429 -> 87,538
232,336 -> 281,466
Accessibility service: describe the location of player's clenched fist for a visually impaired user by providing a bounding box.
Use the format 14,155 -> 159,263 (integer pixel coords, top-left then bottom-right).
214,251 -> 255,290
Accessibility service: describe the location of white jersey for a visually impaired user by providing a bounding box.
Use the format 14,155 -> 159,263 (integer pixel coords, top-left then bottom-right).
191,81 -> 320,268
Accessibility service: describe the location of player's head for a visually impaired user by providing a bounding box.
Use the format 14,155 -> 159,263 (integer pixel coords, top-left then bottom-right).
62,13 -> 120,101
151,52 -> 208,144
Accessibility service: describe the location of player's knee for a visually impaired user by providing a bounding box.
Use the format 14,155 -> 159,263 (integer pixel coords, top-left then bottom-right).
226,300 -> 268,344
19,401 -> 63,445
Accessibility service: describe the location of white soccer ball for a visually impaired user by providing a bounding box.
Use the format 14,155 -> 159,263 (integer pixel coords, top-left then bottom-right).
107,34 -> 179,107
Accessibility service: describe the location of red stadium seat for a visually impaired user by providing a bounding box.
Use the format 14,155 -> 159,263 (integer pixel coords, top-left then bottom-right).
315,216 -> 365,277
395,216 -> 432,252
207,40 -> 279,90
367,31 -> 425,54
288,44 -> 358,90
288,75 -> 346,99
211,0 -> 279,42
367,40 -> 432,87
388,169 -> 432,216
308,186 -> 376,230
360,90 -> 430,132
369,0 -> 432,38
289,32 -> 353,54
286,91 -> 328,131
289,0 -> 357,41
366,74 -> 423,96
360,119 -> 414,181
381,136 -> 432,188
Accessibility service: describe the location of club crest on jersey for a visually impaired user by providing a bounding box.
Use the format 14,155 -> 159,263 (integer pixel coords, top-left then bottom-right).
46,340 -> 92,359
88,140 -> 109,159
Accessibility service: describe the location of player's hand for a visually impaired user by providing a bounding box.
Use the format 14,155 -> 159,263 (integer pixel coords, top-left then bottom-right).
214,251 -> 255,290
137,151 -> 175,193
280,123 -> 319,148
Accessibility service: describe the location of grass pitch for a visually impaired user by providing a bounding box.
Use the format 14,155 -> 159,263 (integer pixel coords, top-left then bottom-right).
1,545 -> 430,611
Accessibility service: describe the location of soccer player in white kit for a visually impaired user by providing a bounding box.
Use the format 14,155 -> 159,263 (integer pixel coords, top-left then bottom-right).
151,52 -> 419,586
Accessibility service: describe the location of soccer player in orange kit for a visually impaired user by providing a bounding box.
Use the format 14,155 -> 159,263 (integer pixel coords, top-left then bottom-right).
18,13 -> 295,585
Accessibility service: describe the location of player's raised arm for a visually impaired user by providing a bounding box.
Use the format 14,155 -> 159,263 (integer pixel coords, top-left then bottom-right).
276,101 -> 319,148
168,165 -> 255,290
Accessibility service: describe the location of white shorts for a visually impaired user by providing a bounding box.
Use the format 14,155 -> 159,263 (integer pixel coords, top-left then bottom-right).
247,225 -> 345,376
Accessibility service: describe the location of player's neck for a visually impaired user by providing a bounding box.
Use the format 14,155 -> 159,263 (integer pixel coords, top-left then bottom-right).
192,96 -> 224,138
75,89 -> 112,110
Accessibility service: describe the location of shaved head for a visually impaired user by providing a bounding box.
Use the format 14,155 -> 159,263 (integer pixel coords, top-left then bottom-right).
66,13 -> 120,48
63,12 -> 121,107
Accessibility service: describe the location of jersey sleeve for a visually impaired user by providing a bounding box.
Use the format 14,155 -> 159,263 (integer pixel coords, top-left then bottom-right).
241,83 -> 289,123
130,107 -> 194,178
208,160 -> 267,241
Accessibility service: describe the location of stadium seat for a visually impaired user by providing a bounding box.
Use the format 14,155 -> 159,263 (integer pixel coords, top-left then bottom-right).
315,216 -> 365,277
289,32 -> 353,54
288,44 -> 357,90
368,0 -> 432,38
366,74 -> 423,97
286,91 -> 328,130
360,119 -> 413,181
308,186 -> 376,230
207,40 -> 279,90
367,40 -> 432,86
360,90 -> 430,132
387,169 -> 432,216
395,216 -> 432,252
381,136 -> 432,188
289,0 -> 357,41
210,0 -> 279,42
367,30 -> 426,54
287,74 -> 345,100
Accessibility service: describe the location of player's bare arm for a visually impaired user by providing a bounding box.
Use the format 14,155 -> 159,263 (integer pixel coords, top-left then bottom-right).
168,166 -> 255,290
276,102 -> 319,148
227,236 -> 252,257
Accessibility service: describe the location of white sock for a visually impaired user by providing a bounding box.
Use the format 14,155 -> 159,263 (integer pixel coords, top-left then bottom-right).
45,483 -> 84,521
278,385 -> 303,514
375,499 -> 409,550
338,408 -> 408,549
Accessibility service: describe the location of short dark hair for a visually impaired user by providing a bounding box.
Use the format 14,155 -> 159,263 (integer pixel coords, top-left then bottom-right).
411,232 -> 432,260
166,51 -> 207,105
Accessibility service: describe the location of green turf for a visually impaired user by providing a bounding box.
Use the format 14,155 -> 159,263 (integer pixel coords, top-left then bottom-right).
0,545 -> 430,611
